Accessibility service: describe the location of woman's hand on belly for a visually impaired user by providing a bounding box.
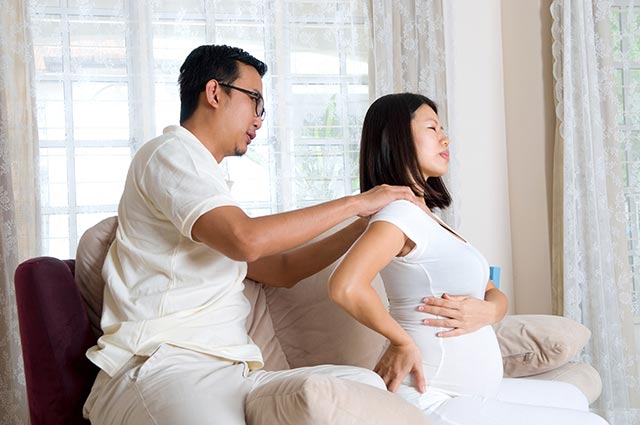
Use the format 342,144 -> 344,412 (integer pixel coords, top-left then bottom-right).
374,341 -> 426,394
417,293 -> 501,337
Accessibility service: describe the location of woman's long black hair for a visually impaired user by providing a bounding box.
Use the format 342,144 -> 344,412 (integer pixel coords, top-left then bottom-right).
359,93 -> 451,210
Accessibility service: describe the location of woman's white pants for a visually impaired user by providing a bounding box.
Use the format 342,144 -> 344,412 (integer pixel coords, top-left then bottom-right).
397,377 -> 610,425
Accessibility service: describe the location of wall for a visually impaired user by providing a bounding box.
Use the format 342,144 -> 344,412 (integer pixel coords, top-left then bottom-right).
443,0 -> 515,313
501,0 -> 555,314
443,0 -> 556,314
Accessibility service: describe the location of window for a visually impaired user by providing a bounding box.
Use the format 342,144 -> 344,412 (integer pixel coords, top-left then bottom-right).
31,0 -> 369,258
611,2 -> 640,316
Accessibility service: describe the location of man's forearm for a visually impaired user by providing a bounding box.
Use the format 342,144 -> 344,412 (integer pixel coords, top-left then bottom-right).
193,185 -> 417,263
246,196 -> 362,259
247,218 -> 367,287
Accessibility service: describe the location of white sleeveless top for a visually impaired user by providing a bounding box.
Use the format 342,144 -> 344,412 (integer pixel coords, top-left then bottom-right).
370,200 -> 503,397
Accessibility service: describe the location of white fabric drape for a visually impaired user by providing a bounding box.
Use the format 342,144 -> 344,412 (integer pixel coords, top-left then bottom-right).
365,0 -> 458,225
551,1 -> 640,423
0,0 -> 40,423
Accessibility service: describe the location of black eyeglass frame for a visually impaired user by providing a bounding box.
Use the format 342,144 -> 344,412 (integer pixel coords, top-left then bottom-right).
218,82 -> 266,121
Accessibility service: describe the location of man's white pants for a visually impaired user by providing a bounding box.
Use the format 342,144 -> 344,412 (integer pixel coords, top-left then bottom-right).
83,344 -> 386,425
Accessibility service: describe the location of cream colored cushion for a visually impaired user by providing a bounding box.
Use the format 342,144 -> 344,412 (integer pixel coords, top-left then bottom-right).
493,314 -> 591,378
264,263 -> 387,370
75,216 -> 118,337
245,374 -> 430,425
526,362 -> 602,405
243,280 -> 290,371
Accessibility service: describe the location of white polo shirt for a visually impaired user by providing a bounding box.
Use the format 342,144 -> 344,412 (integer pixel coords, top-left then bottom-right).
86,126 -> 264,377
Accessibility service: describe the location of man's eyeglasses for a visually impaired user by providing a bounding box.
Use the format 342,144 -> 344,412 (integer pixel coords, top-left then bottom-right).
218,82 -> 266,121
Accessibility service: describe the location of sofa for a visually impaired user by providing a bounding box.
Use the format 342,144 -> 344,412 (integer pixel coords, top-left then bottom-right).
16,216 -> 603,425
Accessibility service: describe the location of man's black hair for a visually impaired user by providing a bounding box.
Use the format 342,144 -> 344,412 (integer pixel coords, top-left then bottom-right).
178,45 -> 267,123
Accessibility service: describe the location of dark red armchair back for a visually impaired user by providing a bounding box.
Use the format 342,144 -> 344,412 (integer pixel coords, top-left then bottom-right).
15,257 -> 99,425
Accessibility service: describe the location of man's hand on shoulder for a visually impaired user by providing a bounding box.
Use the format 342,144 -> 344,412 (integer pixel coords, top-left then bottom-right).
354,185 -> 421,218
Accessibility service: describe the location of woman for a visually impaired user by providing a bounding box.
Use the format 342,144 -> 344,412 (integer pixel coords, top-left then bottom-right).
328,93 -> 608,425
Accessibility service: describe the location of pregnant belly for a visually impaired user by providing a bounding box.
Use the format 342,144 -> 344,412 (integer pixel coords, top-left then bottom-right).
408,325 -> 504,397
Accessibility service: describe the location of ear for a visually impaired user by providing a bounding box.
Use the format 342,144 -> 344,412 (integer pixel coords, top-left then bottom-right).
204,79 -> 221,109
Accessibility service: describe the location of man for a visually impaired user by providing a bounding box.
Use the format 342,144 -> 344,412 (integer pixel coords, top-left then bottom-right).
82,44 -> 418,424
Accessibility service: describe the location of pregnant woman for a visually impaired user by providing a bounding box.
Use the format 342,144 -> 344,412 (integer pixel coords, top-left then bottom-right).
328,93 -> 609,425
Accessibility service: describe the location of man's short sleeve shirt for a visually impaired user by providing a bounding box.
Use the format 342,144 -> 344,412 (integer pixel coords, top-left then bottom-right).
87,126 -> 264,376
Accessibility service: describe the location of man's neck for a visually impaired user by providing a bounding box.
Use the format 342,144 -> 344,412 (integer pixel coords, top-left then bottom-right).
182,118 -> 224,163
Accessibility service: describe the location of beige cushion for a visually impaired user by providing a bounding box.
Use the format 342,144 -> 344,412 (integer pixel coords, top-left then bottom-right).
526,362 -> 602,405
243,280 -> 290,371
75,216 -> 118,337
493,314 -> 591,378
245,374 -> 430,425
264,263 -> 387,370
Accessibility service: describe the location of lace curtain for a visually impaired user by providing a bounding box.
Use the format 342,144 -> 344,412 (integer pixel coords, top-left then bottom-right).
0,0 -> 40,422
551,0 -> 640,423
29,0 -> 371,259
365,0 -> 458,225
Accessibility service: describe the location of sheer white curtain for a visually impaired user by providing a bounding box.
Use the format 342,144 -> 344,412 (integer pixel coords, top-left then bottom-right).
551,0 -> 640,423
366,0 -> 458,225
0,0 -> 40,422
1,1 -> 371,422
30,0 -> 371,259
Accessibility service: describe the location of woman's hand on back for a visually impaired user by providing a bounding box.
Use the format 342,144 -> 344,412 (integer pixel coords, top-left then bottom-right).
374,341 -> 426,394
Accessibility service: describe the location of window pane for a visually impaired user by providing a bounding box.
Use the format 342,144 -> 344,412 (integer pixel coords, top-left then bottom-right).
37,81 -> 66,140
155,82 -> 181,134
153,0 -> 204,15
152,22 -> 206,76
225,146 -> 273,206
32,15 -> 64,74
611,7 -> 623,63
208,0 -> 263,16
294,143 -> 349,204
72,81 -> 129,140
68,0 -> 124,9
42,214 -> 69,258
214,25 -> 265,54
291,51 -> 340,75
291,89 -> 344,139
39,148 -> 68,208
69,17 -> 127,75
631,9 -> 640,63
75,147 -> 130,206
613,5 -> 640,318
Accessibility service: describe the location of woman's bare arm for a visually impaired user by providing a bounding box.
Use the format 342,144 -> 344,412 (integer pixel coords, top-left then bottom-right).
328,221 -> 425,393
